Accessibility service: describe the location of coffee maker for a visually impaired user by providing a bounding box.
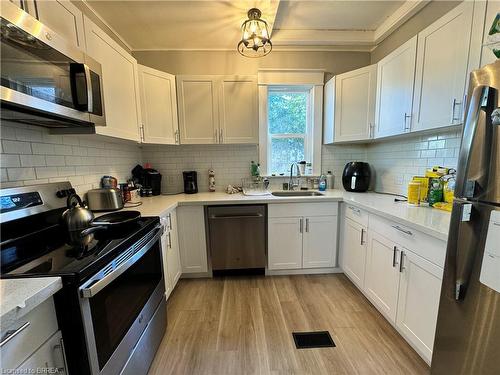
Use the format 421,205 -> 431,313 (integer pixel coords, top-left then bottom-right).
183,171 -> 198,194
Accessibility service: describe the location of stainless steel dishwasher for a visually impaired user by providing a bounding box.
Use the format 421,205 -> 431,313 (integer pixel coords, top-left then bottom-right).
207,205 -> 266,273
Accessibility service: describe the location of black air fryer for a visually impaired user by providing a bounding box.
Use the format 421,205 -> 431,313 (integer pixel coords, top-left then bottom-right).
342,162 -> 371,192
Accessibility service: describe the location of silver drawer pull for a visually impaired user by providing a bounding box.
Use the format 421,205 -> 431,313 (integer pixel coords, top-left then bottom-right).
391,225 -> 413,236
0,321 -> 30,347
349,206 -> 361,214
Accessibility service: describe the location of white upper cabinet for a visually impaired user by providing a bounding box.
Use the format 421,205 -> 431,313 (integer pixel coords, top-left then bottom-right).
481,1 -> 500,66
29,0 -> 85,49
219,76 -> 258,144
10,0 -> 84,49
332,64 -> 377,143
323,77 -> 335,144
411,2 -> 474,132
177,76 -> 219,144
84,16 -> 142,142
138,64 -> 179,145
375,36 -> 417,138
177,75 -> 258,144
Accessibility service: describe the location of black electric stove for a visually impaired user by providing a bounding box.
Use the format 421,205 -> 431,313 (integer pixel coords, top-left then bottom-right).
0,182 -> 166,375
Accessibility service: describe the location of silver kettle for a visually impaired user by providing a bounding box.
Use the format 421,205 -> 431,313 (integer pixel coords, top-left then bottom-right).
61,193 -> 95,247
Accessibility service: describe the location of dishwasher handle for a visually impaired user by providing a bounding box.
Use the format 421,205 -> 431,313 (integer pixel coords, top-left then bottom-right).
209,213 -> 264,219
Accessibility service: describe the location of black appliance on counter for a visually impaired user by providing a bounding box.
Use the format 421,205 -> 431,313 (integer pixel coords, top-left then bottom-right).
132,165 -> 162,196
183,171 -> 198,194
0,182 -> 166,375
342,162 -> 371,192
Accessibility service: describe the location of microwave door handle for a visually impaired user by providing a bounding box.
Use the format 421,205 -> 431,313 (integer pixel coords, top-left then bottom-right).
80,226 -> 162,298
83,64 -> 93,113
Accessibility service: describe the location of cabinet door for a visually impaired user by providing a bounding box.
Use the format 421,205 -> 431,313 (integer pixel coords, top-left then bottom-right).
16,331 -> 67,374
30,0 -> 85,49
138,64 -> 179,145
219,76 -> 258,144
177,76 -> 219,144
84,16 -> 142,142
375,36 -> 417,138
412,2 -> 474,132
166,210 -> 182,288
364,231 -> 401,323
341,217 -> 367,288
177,206 -> 208,273
396,249 -> 443,364
480,1 -> 500,66
268,217 -> 303,270
323,76 -> 335,144
334,64 -> 377,142
303,216 -> 337,268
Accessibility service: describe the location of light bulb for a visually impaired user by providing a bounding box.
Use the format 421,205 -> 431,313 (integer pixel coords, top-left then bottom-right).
250,21 -> 257,33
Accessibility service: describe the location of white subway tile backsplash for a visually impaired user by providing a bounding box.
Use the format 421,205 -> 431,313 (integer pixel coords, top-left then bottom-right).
20,155 -> 46,167
1,154 -> 20,168
3,140 -> 32,154
7,167 -> 36,181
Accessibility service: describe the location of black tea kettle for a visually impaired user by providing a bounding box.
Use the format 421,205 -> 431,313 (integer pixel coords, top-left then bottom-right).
61,193 -> 96,247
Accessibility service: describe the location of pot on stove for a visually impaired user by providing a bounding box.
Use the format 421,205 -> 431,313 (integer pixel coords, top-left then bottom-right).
61,193 -> 96,248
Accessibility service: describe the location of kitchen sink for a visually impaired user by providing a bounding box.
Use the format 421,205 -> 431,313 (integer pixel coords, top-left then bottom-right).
271,191 -> 325,197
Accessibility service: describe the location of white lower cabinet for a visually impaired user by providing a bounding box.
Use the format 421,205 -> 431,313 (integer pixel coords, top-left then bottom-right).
340,203 -> 445,365
177,206 -> 208,274
364,231 -> 401,324
160,209 -> 182,299
396,248 -> 443,363
16,331 -> 67,374
268,203 -> 338,271
341,217 -> 367,289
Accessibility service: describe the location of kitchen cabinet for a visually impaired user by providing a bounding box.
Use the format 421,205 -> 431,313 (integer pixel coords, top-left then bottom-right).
323,64 -> 377,143
161,209 -> 182,299
303,215 -> 338,268
219,76 -> 259,144
84,16 -> 142,142
396,248 -> 443,363
480,1 -> 500,66
268,217 -> 304,270
10,0 -> 84,50
341,217 -> 367,289
16,331 -> 67,374
268,203 -> 338,271
411,2 -> 474,132
138,64 -> 179,145
364,231 -> 401,323
177,206 -> 208,274
177,75 -> 258,144
374,36 -> 417,138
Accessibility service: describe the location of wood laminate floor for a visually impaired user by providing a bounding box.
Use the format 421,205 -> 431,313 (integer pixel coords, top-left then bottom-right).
148,274 -> 429,375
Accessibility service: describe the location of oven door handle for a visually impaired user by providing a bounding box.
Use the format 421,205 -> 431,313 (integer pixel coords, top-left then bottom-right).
79,226 -> 162,298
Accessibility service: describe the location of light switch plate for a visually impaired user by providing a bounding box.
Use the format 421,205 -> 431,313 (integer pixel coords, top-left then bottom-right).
479,210 -> 500,293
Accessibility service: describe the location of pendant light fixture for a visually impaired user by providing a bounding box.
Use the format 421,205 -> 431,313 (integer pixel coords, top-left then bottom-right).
237,8 -> 272,58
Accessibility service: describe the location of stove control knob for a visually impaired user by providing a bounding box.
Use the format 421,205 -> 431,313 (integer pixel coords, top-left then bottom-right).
56,190 -> 66,198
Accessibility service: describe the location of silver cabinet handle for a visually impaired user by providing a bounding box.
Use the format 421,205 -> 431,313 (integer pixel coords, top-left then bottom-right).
391,225 -> 413,236
53,337 -> 68,373
392,246 -> 398,267
0,321 -> 30,347
399,251 -> 405,272
451,98 -> 462,123
404,113 -> 411,131
348,206 -> 361,214
360,228 -> 365,245
219,128 -> 223,143
305,218 -> 309,233
368,123 -> 374,138
167,232 -> 172,249
214,128 -> 219,143
299,218 -> 303,233
174,130 -> 180,144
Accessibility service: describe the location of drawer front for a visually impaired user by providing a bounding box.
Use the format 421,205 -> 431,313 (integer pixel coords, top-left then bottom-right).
16,331 -> 67,374
344,203 -> 369,227
268,202 -> 338,218
1,298 -> 59,370
369,214 -> 446,267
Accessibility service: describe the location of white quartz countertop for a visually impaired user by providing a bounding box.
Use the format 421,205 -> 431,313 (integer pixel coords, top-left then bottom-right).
125,189 -> 451,241
1,277 -> 62,329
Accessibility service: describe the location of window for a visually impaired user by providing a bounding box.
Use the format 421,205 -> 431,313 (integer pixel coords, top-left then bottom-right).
267,87 -> 312,174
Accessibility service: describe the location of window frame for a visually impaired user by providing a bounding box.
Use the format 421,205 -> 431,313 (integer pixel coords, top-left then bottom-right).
258,70 -> 324,176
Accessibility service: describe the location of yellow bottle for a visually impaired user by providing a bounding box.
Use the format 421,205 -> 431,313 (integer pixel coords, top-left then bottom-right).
407,181 -> 421,206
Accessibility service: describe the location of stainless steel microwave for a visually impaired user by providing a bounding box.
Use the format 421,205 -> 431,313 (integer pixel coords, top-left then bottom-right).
0,2 -> 105,130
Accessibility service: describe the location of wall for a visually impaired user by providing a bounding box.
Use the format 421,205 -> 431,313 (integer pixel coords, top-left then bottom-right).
133,50 -> 371,80
371,1 -> 461,63
365,129 -> 461,195
0,123 -> 142,195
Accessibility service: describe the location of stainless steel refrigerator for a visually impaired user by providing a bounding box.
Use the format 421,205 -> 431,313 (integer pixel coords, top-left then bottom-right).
431,60 -> 500,374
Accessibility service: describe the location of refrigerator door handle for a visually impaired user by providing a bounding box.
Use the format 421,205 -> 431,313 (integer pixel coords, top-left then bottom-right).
455,85 -> 490,198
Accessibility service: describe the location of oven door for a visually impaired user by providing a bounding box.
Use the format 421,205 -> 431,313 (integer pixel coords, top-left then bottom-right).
0,2 -> 104,127
78,226 -> 165,375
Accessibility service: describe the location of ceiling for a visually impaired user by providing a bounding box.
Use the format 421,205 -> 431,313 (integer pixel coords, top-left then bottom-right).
85,0 -> 428,52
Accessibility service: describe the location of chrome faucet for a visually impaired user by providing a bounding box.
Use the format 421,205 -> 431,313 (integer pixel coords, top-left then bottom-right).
289,162 -> 301,191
